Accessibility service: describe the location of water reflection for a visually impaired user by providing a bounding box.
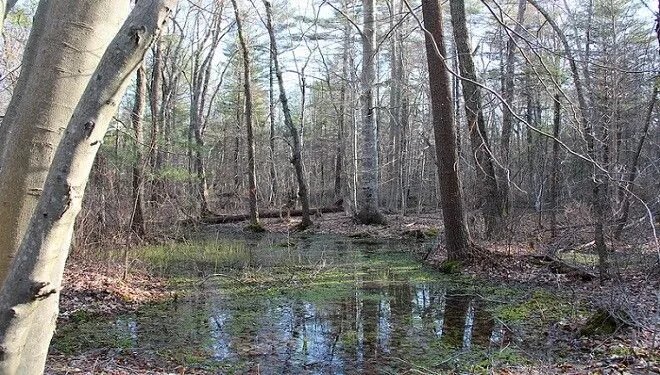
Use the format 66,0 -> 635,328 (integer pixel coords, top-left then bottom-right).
70,236 -> 511,373
101,283 -> 507,373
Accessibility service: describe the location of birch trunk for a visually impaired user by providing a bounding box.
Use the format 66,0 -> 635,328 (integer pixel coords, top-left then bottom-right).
356,0 -> 386,225
0,0 -> 130,285
0,2 -> 174,373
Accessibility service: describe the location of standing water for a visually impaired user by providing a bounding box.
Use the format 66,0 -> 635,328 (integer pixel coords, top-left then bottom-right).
53,232 -> 518,374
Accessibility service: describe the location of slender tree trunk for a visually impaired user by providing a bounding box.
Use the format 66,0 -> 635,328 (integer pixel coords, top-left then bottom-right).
499,0 -> 526,213
336,2 -> 352,207
450,0 -> 502,238
264,0 -> 312,229
614,86 -> 658,239
421,0 -> 471,261
232,0 -> 259,227
356,0 -> 386,225
549,94 -> 562,238
527,0 -> 608,281
0,3 -> 173,373
149,39 -> 164,201
130,65 -> 147,237
268,37 -> 278,206
0,0 -> 130,285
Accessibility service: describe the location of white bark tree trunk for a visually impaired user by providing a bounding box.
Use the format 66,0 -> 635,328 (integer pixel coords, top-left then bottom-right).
0,1 -> 174,373
0,0 -> 130,285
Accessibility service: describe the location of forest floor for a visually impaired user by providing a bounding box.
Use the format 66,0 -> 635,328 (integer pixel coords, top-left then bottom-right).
47,211 -> 659,374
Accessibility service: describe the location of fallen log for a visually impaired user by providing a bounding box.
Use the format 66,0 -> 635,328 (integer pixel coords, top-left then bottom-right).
185,205 -> 345,225
529,254 -> 597,281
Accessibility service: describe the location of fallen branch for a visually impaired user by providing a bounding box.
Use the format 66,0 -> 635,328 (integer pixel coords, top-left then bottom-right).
530,255 -> 597,281
184,204 -> 344,225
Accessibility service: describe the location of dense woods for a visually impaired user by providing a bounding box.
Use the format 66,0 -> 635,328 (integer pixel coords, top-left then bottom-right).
0,0 -> 658,373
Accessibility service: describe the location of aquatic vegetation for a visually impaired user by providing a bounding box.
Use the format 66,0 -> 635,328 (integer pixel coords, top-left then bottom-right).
52,233 -> 593,373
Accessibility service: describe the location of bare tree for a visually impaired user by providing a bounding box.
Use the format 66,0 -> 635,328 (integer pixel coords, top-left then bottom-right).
499,0 -> 526,213
615,86 -> 658,239
549,94 -> 562,238
263,0 -> 312,229
450,0 -> 503,238
231,0 -> 260,228
527,0 -> 609,280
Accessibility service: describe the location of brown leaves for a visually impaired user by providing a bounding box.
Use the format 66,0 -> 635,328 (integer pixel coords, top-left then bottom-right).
58,261 -> 170,321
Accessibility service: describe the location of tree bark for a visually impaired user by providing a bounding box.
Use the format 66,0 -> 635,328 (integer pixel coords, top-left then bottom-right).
267,30 -> 278,206
130,64 -> 147,237
549,94 -> 562,238
421,0 -> 472,261
232,0 -> 260,228
0,2 -> 173,373
449,0 -> 502,238
0,0 -> 17,29
499,0 -> 526,212
149,38 -> 164,201
264,0 -> 312,229
356,0 -> 386,225
0,0 -> 130,285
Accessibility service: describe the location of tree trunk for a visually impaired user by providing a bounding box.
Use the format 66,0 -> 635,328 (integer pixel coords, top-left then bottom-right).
264,0 -> 312,229
130,64 -> 148,237
449,0 -> 502,238
527,0 -> 609,281
549,94 -> 562,238
149,38 -> 164,201
499,0 -> 526,213
356,0 -> 386,225
268,34 -> 278,206
614,86 -> 658,239
232,0 -> 259,228
0,2 -> 173,373
189,5 -> 224,217
0,0 -> 130,285
0,0 -> 47,159
336,2 -> 352,208
421,0 -> 472,261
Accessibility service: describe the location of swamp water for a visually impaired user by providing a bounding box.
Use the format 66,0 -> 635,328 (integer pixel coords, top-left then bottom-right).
54,232 -> 528,374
